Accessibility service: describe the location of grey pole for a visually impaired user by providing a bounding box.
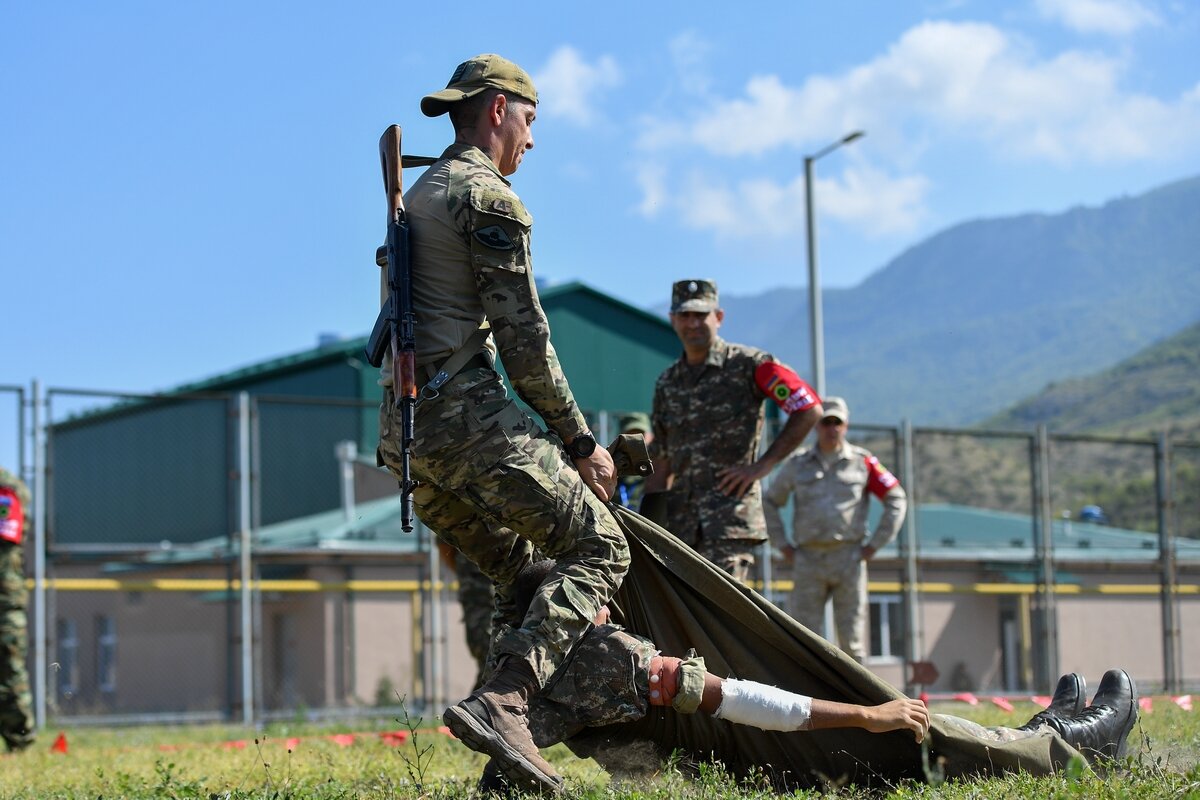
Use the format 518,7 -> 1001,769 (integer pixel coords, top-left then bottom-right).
31,380 -> 47,730
899,419 -> 921,694
237,392 -> 254,725
1154,432 -> 1180,693
1033,425 -> 1058,688
803,130 -> 864,397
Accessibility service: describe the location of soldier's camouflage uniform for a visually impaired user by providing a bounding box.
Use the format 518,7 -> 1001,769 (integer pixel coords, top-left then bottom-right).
377,143 -> 628,687
527,624 -> 658,745
524,621 -> 1046,752
650,338 -> 777,582
0,467 -> 34,752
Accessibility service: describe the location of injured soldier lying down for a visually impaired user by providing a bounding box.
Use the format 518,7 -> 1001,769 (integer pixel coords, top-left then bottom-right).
475,558 -> 1137,794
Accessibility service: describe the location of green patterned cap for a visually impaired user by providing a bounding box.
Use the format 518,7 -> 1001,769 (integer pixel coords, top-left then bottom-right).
421,54 -> 539,117
670,279 -> 719,313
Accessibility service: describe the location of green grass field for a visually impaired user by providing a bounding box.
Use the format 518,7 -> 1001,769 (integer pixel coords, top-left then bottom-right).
1,700 -> 1197,799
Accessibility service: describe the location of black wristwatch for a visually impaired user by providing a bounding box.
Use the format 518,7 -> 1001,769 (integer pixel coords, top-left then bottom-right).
566,433 -> 597,459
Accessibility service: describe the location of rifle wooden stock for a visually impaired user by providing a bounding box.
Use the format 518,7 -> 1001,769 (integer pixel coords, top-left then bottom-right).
373,124 -> 418,531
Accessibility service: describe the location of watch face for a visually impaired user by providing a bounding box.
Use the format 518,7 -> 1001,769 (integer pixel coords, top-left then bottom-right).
572,435 -> 596,458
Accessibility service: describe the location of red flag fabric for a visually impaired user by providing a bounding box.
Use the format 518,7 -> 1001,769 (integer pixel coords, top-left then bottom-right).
51,732 -> 68,754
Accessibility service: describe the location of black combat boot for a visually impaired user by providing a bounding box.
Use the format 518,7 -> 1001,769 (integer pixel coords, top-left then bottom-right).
1016,672 -> 1087,732
1036,669 -> 1138,763
443,656 -> 563,795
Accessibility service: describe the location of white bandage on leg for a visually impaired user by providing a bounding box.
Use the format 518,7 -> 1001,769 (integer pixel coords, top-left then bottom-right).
712,678 -> 813,732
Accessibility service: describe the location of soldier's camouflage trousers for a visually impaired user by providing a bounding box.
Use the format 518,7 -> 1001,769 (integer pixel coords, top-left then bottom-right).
0,543 -> 34,751
379,368 -> 629,687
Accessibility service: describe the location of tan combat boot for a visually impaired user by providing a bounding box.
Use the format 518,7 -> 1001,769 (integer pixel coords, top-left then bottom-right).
443,656 -> 563,794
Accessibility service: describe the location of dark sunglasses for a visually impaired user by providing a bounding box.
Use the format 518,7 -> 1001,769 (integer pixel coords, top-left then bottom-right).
820,418 -> 845,427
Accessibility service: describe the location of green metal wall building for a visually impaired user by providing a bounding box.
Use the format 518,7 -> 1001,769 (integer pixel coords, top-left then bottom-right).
49,282 -> 680,549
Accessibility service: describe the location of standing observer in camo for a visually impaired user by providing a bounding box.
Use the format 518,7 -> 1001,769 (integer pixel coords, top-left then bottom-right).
763,396 -> 907,662
372,54 -> 627,793
0,467 -> 34,752
643,279 -> 823,582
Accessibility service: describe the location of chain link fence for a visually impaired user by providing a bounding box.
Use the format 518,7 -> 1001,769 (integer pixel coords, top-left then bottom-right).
15,385 -> 1200,728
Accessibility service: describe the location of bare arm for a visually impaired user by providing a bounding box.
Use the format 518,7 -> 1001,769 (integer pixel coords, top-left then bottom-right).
809,697 -> 930,742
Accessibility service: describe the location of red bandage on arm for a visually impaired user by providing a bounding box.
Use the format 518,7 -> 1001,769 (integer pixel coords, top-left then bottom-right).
0,487 -> 23,545
864,455 -> 899,500
647,655 -> 682,707
754,362 -> 819,414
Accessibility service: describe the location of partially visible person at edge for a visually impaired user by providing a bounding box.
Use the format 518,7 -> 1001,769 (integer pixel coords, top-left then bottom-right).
474,559 -> 1138,793
763,396 -> 907,662
437,541 -> 496,690
373,53 -> 628,793
643,279 -> 823,582
0,467 -> 35,753
615,412 -> 653,510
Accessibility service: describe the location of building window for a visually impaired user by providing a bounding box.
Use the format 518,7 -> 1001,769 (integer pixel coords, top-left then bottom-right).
96,615 -> 117,694
869,594 -> 904,659
55,618 -> 78,700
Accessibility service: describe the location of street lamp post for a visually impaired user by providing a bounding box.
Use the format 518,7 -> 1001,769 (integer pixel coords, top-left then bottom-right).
804,130 -> 864,398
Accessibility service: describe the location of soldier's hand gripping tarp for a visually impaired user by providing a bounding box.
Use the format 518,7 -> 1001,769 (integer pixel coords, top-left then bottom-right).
562,506 -> 1083,790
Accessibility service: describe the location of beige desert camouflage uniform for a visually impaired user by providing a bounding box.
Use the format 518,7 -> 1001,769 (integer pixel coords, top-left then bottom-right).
650,338 -> 778,581
764,443 -> 907,661
0,467 -> 33,752
377,144 -> 628,687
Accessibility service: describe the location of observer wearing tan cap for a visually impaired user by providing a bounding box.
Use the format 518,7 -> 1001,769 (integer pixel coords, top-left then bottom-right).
373,53 -> 627,793
762,396 -> 907,662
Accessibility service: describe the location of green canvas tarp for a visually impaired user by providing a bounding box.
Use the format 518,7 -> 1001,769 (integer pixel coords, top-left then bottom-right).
563,506 -> 1081,790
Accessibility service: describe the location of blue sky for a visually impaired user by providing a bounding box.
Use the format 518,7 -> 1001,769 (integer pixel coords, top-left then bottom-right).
3,0 -> 1199,410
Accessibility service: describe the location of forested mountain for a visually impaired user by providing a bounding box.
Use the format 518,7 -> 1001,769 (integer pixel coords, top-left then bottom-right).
986,321 -> 1200,437
714,175 -> 1200,425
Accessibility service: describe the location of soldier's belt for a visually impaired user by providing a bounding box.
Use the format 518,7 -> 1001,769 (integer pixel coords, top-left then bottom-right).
418,352 -> 492,386
794,539 -> 861,551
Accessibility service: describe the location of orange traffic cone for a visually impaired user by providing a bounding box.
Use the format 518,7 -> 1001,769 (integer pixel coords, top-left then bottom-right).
50,732 -> 68,754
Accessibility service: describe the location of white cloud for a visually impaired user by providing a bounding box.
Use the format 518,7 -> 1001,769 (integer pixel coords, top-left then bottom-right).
637,163 -> 929,239
1034,0 -> 1160,36
631,18 -> 1200,244
637,20 -> 1200,164
667,30 -> 714,97
532,46 -> 621,126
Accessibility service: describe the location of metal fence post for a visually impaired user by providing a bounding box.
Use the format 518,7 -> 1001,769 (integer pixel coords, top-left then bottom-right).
237,392 -> 254,725
1032,426 -> 1058,689
899,420 -> 922,694
31,380 -> 47,730
1155,432 -> 1180,693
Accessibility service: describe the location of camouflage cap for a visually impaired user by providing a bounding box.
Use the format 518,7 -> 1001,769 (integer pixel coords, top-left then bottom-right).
670,279 -> 719,313
421,54 -> 539,117
619,411 -> 652,434
821,396 -> 849,424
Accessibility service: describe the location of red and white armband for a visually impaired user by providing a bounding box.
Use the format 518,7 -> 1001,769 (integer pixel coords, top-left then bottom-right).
755,362 -> 819,415
864,454 -> 900,499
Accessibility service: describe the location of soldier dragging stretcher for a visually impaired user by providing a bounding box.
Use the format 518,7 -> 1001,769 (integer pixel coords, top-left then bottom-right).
372,54 -> 627,794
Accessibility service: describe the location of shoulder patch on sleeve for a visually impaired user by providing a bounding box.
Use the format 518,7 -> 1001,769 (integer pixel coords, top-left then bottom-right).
474,225 -> 515,251
754,362 -> 819,414
469,186 -> 532,227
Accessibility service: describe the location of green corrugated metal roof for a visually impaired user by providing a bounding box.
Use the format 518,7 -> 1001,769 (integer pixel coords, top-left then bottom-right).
874,503 -> 1198,562
168,280 -> 679,415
